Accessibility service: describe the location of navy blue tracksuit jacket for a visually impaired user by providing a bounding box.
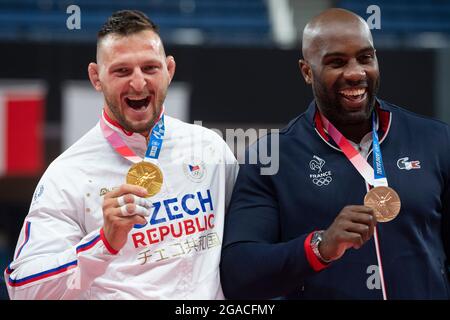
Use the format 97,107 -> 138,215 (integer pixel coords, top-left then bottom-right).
220,99 -> 450,299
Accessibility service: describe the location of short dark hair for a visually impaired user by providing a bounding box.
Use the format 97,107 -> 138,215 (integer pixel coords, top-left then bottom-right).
98,10 -> 159,40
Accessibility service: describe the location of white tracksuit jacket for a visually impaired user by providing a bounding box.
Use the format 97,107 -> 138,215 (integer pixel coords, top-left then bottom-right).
5,113 -> 239,299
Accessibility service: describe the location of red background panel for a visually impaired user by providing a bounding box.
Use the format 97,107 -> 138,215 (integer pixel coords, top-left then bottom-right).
6,95 -> 44,175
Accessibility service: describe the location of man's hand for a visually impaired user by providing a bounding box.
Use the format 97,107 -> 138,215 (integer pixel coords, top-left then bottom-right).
102,184 -> 152,252
319,205 -> 377,262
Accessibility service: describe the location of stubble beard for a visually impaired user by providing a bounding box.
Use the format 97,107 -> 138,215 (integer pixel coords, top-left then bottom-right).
105,91 -> 167,134
313,77 -> 380,126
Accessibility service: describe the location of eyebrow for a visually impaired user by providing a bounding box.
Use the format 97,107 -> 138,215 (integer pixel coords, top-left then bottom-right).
109,59 -> 163,70
322,46 -> 375,60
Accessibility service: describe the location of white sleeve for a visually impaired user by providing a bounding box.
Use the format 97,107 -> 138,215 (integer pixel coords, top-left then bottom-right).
4,163 -> 117,300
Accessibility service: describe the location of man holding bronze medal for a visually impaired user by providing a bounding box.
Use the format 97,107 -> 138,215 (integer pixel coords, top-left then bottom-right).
5,10 -> 238,299
221,8 -> 450,299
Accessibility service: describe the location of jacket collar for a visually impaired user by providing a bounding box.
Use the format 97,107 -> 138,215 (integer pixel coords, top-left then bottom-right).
306,98 -> 392,150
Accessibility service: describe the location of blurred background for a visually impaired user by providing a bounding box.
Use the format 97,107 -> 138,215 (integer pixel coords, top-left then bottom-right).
1,0 -> 450,299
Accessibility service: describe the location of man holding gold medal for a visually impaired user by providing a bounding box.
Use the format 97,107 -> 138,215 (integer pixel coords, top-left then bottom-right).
221,8 -> 450,299
5,10 -> 238,299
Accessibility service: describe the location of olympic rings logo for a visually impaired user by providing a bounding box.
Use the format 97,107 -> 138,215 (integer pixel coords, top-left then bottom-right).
312,176 -> 332,186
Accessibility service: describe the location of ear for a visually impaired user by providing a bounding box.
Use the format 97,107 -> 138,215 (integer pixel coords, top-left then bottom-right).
299,59 -> 313,85
166,55 -> 176,83
88,63 -> 102,92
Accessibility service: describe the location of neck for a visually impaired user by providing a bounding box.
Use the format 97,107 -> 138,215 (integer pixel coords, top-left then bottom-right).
141,131 -> 150,142
334,120 -> 371,143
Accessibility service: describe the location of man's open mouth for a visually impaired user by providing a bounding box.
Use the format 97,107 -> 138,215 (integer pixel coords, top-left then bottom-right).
339,88 -> 367,101
125,96 -> 150,110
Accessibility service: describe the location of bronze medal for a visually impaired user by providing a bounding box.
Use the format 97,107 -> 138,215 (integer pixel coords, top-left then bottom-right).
126,162 -> 163,197
364,186 -> 401,222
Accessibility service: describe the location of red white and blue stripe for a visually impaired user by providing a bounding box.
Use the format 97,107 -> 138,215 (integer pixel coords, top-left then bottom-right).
6,260 -> 78,287
75,234 -> 101,254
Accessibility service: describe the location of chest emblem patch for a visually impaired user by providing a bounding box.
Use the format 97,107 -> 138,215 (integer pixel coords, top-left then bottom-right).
183,158 -> 207,183
397,157 -> 421,170
309,155 -> 333,186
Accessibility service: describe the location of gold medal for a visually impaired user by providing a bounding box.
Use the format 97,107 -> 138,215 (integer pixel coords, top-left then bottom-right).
364,186 -> 401,222
126,162 -> 163,197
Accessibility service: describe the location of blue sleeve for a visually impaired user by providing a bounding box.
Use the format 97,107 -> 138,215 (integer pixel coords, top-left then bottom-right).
442,125 -> 450,271
220,159 -> 316,299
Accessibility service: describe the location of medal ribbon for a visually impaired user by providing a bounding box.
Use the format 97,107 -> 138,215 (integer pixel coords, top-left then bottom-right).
320,110 -> 389,300
371,115 -> 388,187
100,107 -> 165,164
144,113 -> 165,162
320,112 -> 387,187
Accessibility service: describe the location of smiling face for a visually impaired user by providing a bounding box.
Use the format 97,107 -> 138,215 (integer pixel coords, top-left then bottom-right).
300,10 -> 380,126
89,30 -> 175,135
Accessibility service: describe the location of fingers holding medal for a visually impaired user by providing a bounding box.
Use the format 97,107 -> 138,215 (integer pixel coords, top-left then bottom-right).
103,185 -> 151,217
102,184 -> 151,251
101,160 -> 163,253
117,194 -> 152,217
